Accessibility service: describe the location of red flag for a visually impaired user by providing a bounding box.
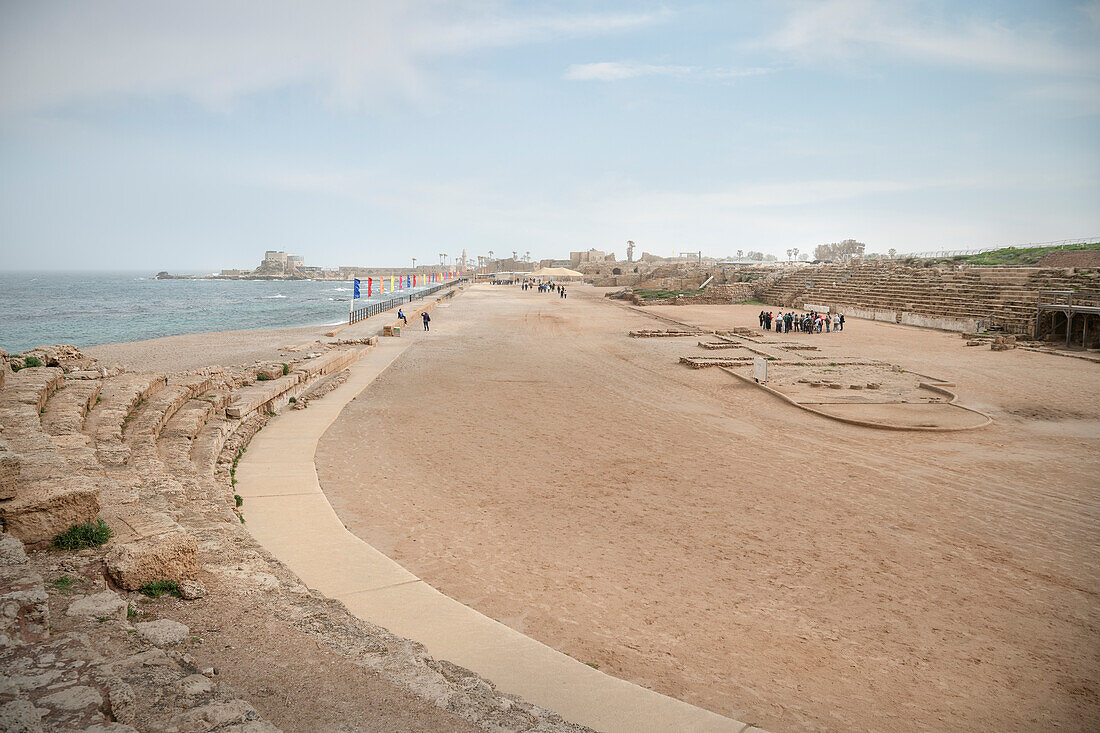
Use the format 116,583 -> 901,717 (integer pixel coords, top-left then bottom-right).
367,277 -> 372,297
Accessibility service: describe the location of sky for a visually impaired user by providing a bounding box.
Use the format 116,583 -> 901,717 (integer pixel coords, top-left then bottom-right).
1,0 -> 1098,271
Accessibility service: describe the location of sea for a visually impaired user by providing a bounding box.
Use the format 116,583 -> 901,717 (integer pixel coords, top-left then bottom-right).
0,271 -> 426,354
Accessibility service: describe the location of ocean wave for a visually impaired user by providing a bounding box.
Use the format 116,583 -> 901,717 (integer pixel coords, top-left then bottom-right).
261,294 -> 287,299
330,287 -> 351,292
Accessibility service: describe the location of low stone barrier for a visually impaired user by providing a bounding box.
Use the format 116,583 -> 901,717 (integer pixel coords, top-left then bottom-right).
226,348 -> 367,419
225,373 -> 302,419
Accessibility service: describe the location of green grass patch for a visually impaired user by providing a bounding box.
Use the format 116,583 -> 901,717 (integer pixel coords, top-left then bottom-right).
256,373 -> 271,381
234,494 -> 243,507
50,575 -> 78,593
22,355 -> 43,368
281,363 -> 290,375
53,519 -> 113,550
138,580 -> 180,598
633,288 -> 695,300
915,242 -> 1100,267
122,398 -> 144,426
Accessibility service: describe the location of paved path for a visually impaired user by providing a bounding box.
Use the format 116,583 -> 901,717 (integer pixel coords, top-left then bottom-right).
236,330 -> 756,733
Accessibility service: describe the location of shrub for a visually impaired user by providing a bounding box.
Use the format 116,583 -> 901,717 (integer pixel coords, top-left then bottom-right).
22,355 -> 43,368
234,494 -> 243,507
138,580 -> 180,598
53,519 -> 113,550
256,374 -> 271,381
288,397 -> 296,404
281,363 -> 289,375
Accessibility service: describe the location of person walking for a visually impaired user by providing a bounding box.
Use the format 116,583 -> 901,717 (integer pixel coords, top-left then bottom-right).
421,311 -> 431,331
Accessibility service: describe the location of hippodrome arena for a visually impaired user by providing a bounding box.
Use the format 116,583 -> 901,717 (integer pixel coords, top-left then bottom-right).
1,256 -> 1098,732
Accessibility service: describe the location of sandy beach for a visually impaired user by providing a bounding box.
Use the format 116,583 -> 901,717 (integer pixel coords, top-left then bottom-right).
315,283 -> 1100,732
85,324 -> 339,372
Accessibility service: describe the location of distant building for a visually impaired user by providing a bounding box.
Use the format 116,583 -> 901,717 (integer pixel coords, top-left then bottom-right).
264,250 -> 288,266
570,249 -> 608,268
287,255 -> 304,269
219,269 -> 248,278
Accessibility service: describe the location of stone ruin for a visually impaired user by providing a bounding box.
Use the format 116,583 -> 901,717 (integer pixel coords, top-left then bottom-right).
0,342 -> 589,732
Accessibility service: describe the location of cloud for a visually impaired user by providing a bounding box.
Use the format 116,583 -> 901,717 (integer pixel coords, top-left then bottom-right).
0,1 -> 668,114
759,0 -> 1099,75
564,62 -> 772,82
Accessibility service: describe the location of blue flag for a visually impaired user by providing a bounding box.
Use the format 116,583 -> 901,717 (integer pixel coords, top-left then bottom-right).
353,278 -> 361,299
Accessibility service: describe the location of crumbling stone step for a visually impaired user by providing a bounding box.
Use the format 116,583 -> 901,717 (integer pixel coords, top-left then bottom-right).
190,416 -> 237,476
0,402 -> 69,484
224,348 -> 364,420
0,481 -> 100,545
124,384 -> 197,442
41,380 -> 102,436
158,397 -> 226,472
293,347 -> 366,379
225,373 -> 302,420
0,367 -> 64,413
84,374 -> 168,466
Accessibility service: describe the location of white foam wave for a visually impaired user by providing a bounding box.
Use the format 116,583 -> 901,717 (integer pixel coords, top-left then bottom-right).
261,294 -> 287,299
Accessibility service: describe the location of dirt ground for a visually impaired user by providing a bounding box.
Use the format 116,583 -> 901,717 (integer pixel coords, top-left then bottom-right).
316,284 -> 1100,732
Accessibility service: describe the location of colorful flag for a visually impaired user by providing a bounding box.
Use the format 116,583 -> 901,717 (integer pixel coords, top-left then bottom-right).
367,277 -> 372,297
353,278 -> 360,299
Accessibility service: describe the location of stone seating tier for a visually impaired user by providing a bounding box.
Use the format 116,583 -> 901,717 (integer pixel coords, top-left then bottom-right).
759,263 -> 1099,335
41,380 -> 102,436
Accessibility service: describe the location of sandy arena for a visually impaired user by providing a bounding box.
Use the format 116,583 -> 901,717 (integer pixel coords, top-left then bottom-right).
315,283 -> 1100,732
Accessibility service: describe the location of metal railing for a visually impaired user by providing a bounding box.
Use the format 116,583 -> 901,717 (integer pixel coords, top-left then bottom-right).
348,278 -> 467,324
1037,290 -> 1100,310
898,238 -> 1097,260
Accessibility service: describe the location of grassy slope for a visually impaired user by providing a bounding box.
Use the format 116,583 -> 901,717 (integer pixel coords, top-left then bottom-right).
913,243 -> 1100,266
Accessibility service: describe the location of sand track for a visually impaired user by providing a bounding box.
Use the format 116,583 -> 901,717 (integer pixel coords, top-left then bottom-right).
317,284 -> 1100,732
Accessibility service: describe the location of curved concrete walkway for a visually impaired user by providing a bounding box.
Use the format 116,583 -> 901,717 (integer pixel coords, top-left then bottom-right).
237,338 -> 758,733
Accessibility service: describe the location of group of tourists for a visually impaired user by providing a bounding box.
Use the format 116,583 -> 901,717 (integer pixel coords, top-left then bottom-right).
759,309 -> 844,334
521,280 -> 567,298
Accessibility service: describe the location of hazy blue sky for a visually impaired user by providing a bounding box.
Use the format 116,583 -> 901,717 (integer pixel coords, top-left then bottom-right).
1,0 -> 1098,271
